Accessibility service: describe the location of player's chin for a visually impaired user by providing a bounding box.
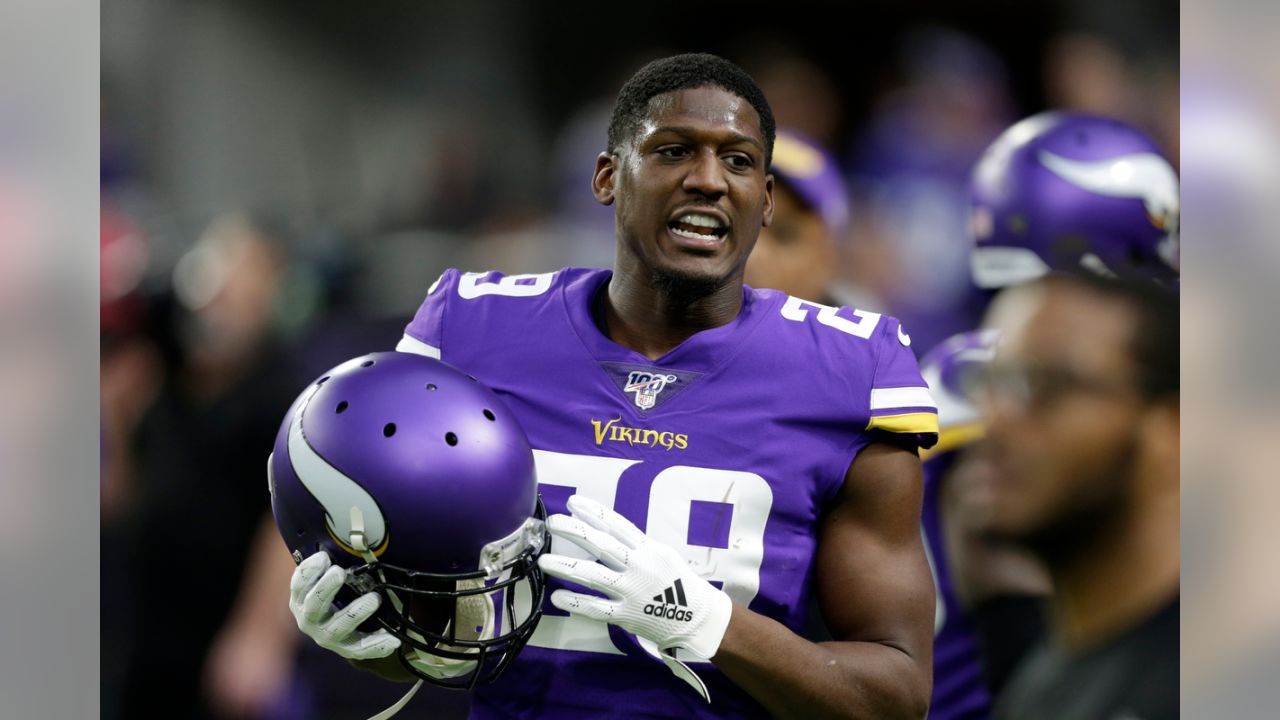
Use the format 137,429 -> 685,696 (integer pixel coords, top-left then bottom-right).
650,254 -> 739,298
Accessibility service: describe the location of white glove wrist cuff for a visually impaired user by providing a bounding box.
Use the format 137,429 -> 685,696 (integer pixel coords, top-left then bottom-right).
685,589 -> 733,659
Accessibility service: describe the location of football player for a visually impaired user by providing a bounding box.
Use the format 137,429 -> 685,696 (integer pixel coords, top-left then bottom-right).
289,53 -> 940,719
916,109 -> 1180,716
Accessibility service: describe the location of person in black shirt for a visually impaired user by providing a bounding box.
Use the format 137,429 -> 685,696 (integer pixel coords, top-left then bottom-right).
976,275 -> 1179,720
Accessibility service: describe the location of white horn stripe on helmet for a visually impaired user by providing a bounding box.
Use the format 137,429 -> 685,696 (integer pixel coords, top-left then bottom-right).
288,382 -> 389,557
1037,150 -> 1179,229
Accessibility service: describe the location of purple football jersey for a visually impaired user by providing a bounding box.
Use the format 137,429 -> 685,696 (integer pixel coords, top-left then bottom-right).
400,267 -> 938,719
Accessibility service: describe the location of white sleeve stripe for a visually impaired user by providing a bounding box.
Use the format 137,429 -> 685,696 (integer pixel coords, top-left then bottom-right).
870,386 -> 936,410
395,334 -> 441,359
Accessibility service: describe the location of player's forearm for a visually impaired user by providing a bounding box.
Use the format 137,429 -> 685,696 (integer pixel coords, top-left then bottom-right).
713,604 -> 930,720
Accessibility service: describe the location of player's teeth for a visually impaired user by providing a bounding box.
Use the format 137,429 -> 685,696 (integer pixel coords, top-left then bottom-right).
678,214 -> 723,229
672,227 -> 719,241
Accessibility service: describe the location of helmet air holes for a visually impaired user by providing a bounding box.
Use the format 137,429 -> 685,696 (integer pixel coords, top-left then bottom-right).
361,360 -> 375,368
383,423 -> 397,438
483,409 -> 495,421
317,376 -> 330,385
426,383 -> 438,391
336,401 -> 349,414
445,432 -> 458,446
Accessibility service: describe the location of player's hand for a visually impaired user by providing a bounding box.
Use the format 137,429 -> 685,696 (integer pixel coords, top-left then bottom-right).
537,495 -> 733,661
289,551 -> 401,660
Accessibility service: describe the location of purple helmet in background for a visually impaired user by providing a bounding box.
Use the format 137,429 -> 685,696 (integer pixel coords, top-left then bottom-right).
269,352 -> 547,688
771,129 -> 851,236
969,111 -> 1179,289
919,329 -> 1000,461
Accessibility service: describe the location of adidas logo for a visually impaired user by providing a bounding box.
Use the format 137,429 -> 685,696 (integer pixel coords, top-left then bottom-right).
643,579 -> 694,622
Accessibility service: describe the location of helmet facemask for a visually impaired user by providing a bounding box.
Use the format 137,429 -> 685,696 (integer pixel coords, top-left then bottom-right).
344,503 -> 548,689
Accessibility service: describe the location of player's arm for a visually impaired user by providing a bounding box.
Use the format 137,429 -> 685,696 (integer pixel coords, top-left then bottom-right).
712,439 -> 934,720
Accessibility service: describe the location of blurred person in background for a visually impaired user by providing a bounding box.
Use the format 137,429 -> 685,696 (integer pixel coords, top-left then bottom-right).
977,274 -> 1178,720
110,212 -> 302,720
743,128 -> 869,308
911,108 -> 1181,717
926,110 -> 1179,720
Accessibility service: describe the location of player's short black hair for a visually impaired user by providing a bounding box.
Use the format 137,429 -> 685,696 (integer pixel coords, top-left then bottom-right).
1061,274 -> 1179,401
607,53 -> 776,167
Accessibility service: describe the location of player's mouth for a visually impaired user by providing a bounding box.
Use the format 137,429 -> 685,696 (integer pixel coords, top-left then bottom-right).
666,210 -> 729,251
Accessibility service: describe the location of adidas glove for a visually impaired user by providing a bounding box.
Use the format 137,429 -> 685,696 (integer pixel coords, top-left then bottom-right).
289,551 -> 401,660
537,495 -> 733,697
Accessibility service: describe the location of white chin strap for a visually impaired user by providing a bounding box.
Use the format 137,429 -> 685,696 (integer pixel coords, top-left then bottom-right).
347,507 -> 424,720
402,576 -> 495,679
351,507 -> 497,720
366,681 -> 423,720
365,583 -> 494,720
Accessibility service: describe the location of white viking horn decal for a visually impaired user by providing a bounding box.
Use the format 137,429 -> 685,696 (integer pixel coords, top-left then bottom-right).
288,383 -> 388,556
1037,150 -> 1180,229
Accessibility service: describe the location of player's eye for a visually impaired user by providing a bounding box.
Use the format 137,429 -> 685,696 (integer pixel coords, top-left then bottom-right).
657,146 -> 689,159
723,153 -> 754,170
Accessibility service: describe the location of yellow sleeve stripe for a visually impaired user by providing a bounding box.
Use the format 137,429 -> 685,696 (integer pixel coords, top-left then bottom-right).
919,422 -> 985,462
866,412 -> 940,436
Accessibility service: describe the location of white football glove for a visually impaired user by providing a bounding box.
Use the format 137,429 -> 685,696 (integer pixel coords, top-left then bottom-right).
288,551 -> 401,660
537,495 -> 733,700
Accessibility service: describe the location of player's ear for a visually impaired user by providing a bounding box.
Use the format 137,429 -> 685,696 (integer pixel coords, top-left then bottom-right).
761,173 -> 775,228
592,152 -> 617,206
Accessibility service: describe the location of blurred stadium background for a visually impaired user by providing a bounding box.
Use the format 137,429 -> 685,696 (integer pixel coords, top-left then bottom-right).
95,0 -> 1212,719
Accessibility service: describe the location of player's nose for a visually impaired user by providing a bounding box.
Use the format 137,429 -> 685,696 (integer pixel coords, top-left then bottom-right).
681,148 -> 729,198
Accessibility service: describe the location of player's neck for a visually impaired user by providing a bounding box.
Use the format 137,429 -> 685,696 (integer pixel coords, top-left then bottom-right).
601,269 -> 744,361
1049,487 -> 1179,652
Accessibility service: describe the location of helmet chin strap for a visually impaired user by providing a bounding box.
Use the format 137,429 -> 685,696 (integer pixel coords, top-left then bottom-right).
365,681 -> 423,720
348,506 -> 425,720
349,506 -> 379,564
349,506 -> 497,718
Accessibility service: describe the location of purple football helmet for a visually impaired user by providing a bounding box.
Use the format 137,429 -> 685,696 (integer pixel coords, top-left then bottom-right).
919,329 -> 1000,460
268,352 -> 548,688
969,111 -> 1179,289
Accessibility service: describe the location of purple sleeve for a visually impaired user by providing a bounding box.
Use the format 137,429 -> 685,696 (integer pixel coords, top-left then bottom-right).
397,269 -> 457,359
865,317 -> 939,449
